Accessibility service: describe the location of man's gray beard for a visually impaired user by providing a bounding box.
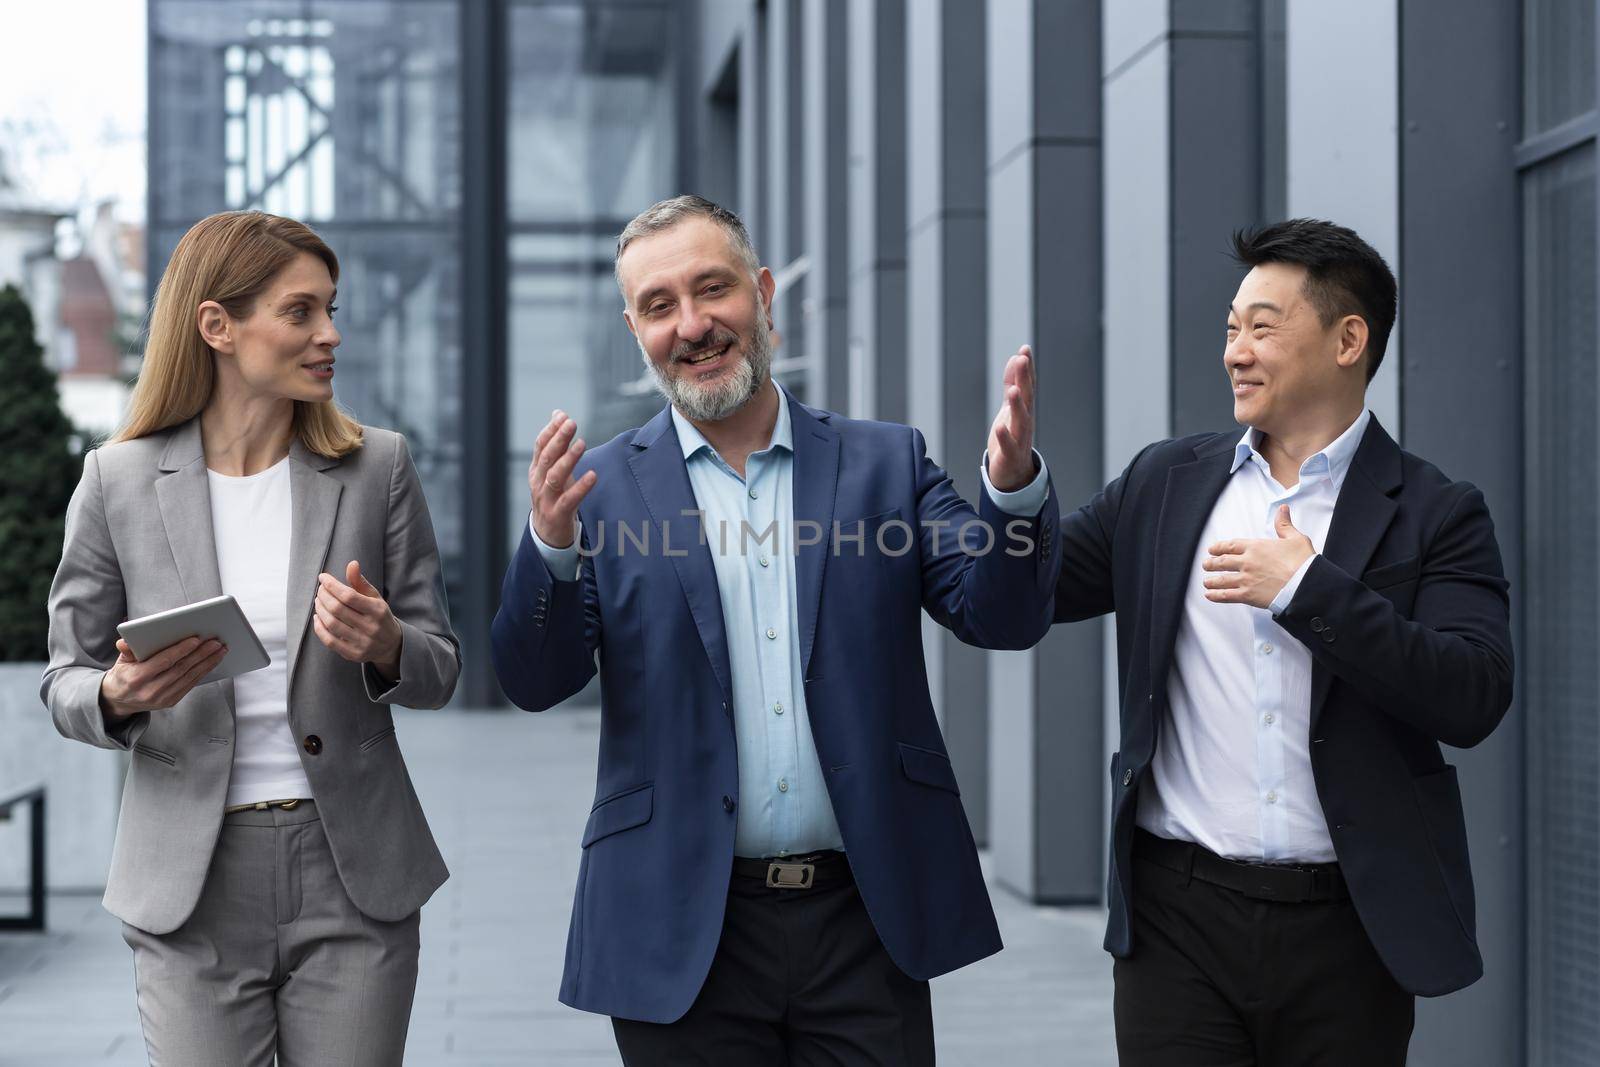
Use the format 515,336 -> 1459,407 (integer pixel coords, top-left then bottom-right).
644,316 -> 774,423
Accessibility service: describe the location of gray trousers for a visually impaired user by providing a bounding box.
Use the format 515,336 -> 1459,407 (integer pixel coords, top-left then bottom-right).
121,801 -> 421,1066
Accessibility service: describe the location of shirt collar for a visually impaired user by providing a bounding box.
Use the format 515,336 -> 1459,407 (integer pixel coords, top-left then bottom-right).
671,378 -> 793,462
1231,408 -> 1371,489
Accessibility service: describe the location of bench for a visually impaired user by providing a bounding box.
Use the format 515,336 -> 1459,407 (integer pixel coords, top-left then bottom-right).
0,784 -> 45,931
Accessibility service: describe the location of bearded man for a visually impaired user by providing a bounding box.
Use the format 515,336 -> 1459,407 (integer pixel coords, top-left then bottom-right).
491,194 -> 1061,1065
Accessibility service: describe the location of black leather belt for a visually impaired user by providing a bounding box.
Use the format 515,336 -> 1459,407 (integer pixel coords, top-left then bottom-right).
1135,829 -> 1349,903
731,850 -> 853,890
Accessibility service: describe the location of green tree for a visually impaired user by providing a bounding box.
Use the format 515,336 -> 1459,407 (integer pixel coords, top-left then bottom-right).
0,284 -> 80,660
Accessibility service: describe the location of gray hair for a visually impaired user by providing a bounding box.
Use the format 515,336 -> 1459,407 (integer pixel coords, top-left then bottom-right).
614,194 -> 762,299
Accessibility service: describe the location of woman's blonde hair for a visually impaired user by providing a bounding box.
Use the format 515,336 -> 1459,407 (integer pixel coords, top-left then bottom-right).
112,210 -> 363,457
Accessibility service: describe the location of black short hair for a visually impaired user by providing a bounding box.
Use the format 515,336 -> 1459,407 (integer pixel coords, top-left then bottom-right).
1230,219 -> 1397,382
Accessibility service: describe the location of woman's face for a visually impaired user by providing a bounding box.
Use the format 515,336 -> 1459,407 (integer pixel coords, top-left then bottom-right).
200,252 -> 341,403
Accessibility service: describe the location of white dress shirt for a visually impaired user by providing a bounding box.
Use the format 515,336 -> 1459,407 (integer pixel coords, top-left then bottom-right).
1137,409 -> 1371,863
207,457 -> 313,807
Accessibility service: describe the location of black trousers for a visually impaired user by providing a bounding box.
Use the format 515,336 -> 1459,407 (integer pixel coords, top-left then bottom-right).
611,867 -> 934,1066
1114,839 -> 1414,1066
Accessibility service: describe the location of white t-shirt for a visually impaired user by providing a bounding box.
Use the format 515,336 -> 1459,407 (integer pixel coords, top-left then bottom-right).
207,457 -> 313,807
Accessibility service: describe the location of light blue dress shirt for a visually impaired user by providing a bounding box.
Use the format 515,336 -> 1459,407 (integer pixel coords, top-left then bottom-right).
532,381 -> 1047,857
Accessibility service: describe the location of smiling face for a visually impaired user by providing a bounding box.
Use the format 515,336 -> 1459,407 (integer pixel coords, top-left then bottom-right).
200,251 -> 341,403
618,216 -> 776,422
1224,261 -> 1366,437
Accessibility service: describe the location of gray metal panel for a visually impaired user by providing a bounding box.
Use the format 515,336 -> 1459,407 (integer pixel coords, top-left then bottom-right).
846,0 -> 908,422
1284,0 -> 1401,434
1399,5 -> 1524,1064
804,0 -> 850,412
737,8 -> 767,244
1169,5 -> 1260,436
987,0 -> 1104,903
905,0 -> 992,844
459,0 -> 508,706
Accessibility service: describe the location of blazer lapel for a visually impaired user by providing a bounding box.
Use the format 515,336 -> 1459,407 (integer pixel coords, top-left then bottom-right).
150,420 -> 231,733
627,408 -> 734,702
1309,417 -> 1402,729
788,398 -> 840,679
154,420 -> 224,605
1149,437 -> 1237,697
284,439 -> 343,690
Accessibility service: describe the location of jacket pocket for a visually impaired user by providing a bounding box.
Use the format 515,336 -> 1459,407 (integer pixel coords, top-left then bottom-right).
581,783 -> 654,847
834,507 -> 909,557
132,742 -> 176,766
1363,555 -> 1421,589
898,742 -> 960,795
1412,765 -> 1477,942
359,726 -> 397,752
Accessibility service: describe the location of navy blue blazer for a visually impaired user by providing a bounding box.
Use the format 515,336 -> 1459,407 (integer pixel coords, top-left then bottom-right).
1055,417 -> 1513,997
492,393 -> 1062,1022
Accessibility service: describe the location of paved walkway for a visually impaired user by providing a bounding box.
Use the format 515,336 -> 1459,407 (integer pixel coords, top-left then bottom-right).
0,707 -> 1114,1065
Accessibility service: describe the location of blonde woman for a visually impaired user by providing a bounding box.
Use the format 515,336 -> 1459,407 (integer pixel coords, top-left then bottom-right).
42,211 -> 459,1065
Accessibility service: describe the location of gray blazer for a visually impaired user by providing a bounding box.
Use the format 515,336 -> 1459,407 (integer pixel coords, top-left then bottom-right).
42,418 -> 459,934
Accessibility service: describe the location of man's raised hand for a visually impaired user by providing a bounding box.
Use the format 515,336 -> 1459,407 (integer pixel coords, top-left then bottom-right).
987,344 -> 1038,492
529,409 -> 598,548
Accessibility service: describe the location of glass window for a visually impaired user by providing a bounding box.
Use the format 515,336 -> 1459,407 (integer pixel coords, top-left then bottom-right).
1524,0 -> 1597,136
1525,143 -> 1599,1067
149,0 -> 465,613
504,0 -> 678,550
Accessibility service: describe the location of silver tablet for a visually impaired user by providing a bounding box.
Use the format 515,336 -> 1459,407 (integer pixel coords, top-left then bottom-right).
116,594 -> 271,685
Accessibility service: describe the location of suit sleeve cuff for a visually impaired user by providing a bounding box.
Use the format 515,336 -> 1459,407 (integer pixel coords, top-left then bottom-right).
1270,554 -> 1318,615
981,449 -> 1049,517
529,513 -> 582,582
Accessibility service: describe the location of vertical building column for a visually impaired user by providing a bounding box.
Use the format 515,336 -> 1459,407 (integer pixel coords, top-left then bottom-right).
458,0 -> 508,706
803,0 -> 850,411
905,0 -> 992,843
1168,0 -> 1266,435
764,0 -> 806,376
986,0 -> 1103,902
845,0 -> 908,422
1101,1 -> 1173,867
1285,0 -> 1400,433
1399,7 -> 1522,1064
737,8 -> 768,245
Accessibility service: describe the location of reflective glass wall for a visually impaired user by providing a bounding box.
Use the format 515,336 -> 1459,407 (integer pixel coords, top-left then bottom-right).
150,0 -> 464,601
504,0 -> 679,550
149,0 -> 683,701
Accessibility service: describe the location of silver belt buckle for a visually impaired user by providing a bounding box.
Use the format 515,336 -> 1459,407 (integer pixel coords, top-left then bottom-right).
766,860 -> 816,889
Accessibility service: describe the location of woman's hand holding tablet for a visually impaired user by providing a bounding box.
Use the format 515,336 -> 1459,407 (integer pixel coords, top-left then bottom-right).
105,594 -> 272,719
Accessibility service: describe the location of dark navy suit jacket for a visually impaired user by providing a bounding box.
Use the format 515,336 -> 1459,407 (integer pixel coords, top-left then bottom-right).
1055,417 -> 1513,997
492,393 -> 1062,1022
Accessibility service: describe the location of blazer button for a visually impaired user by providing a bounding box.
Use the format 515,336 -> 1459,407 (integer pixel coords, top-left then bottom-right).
1309,617 -> 1325,633
722,795 -> 735,813
1122,768 -> 1134,787
303,735 -> 323,756
1322,628 -> 1337,643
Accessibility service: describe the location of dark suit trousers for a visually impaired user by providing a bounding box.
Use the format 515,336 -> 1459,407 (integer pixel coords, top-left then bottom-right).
611,871 -> 933,1066
1114,843 -> 1414,1066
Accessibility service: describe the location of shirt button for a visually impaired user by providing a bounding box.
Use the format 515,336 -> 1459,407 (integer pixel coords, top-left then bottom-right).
1265,790 -> 1278,804
777,778 -> 789,793
749,488 -> 758,499
773,702 -> 784,715
1261,642 -> 1274,655
1264,713 -> 1276,725
766,627 -> 777,640
759,556 -> 770,567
